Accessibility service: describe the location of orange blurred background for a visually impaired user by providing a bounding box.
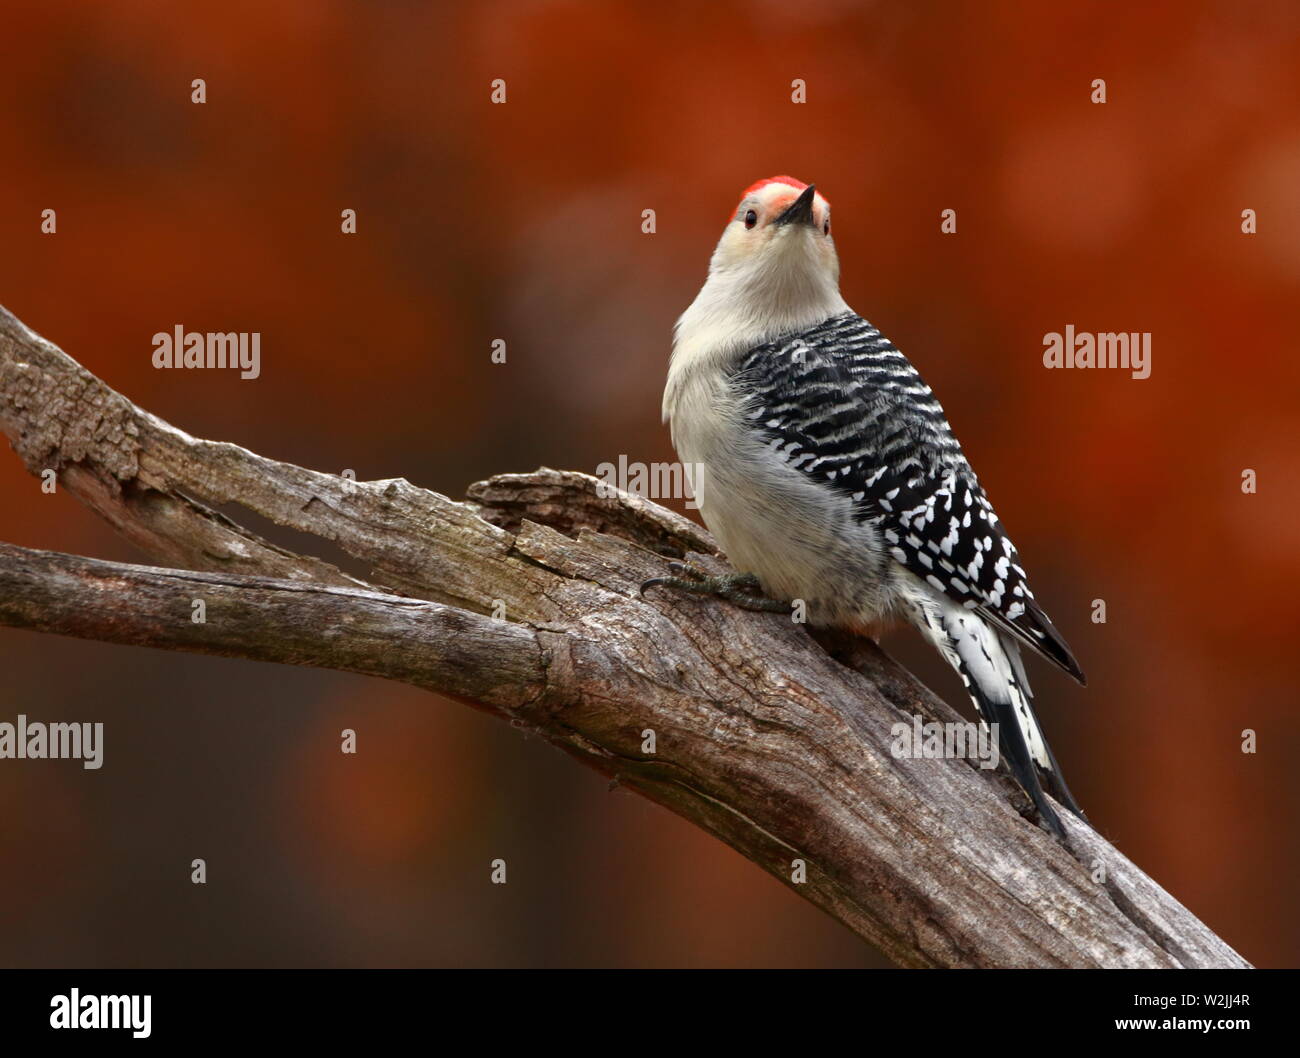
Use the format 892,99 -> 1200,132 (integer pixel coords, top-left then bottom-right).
0,0 -> 1297,967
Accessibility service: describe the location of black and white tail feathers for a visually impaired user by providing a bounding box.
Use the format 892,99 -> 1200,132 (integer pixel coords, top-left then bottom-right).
710,310 -> 1088,834
908,586 -> 1084,837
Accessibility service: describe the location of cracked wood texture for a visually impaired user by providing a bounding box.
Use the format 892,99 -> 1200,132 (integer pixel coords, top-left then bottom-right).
0,304 -> 1248,969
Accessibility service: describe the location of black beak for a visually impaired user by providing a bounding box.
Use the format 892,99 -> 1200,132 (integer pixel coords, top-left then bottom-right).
774,184 -> 816,227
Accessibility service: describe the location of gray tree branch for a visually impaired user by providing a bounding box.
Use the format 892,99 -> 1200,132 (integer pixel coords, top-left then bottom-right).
0,304 -> 1249,968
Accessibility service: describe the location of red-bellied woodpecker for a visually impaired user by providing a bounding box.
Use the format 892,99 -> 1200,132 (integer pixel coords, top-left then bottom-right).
645,176 -> 1086,837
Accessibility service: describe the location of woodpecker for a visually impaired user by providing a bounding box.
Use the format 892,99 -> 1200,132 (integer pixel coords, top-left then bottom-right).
647,176 -> 1086,837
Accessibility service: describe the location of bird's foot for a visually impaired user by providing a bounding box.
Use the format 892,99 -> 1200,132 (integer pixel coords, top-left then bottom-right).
641,563 -> 789,613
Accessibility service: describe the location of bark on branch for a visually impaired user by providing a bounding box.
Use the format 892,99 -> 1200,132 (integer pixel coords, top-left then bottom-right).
0,304 -> 1248,969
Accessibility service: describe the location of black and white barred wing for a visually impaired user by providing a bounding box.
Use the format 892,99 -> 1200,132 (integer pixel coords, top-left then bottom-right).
734,312 -> 1085,684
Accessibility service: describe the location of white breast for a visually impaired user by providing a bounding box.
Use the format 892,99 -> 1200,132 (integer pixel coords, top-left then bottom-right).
665,360 -> 895,629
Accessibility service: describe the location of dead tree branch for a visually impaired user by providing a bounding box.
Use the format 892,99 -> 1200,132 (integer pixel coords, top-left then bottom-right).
0,305 -> 1248,968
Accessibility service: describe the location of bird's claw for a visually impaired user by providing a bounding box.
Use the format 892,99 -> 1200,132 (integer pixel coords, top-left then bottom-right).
640,565 -> 787,613
640,561 -> 704,595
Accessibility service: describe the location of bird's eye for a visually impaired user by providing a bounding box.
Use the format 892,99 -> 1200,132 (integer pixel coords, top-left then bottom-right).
823,220 -> 831,236
744,209 -> 758,230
